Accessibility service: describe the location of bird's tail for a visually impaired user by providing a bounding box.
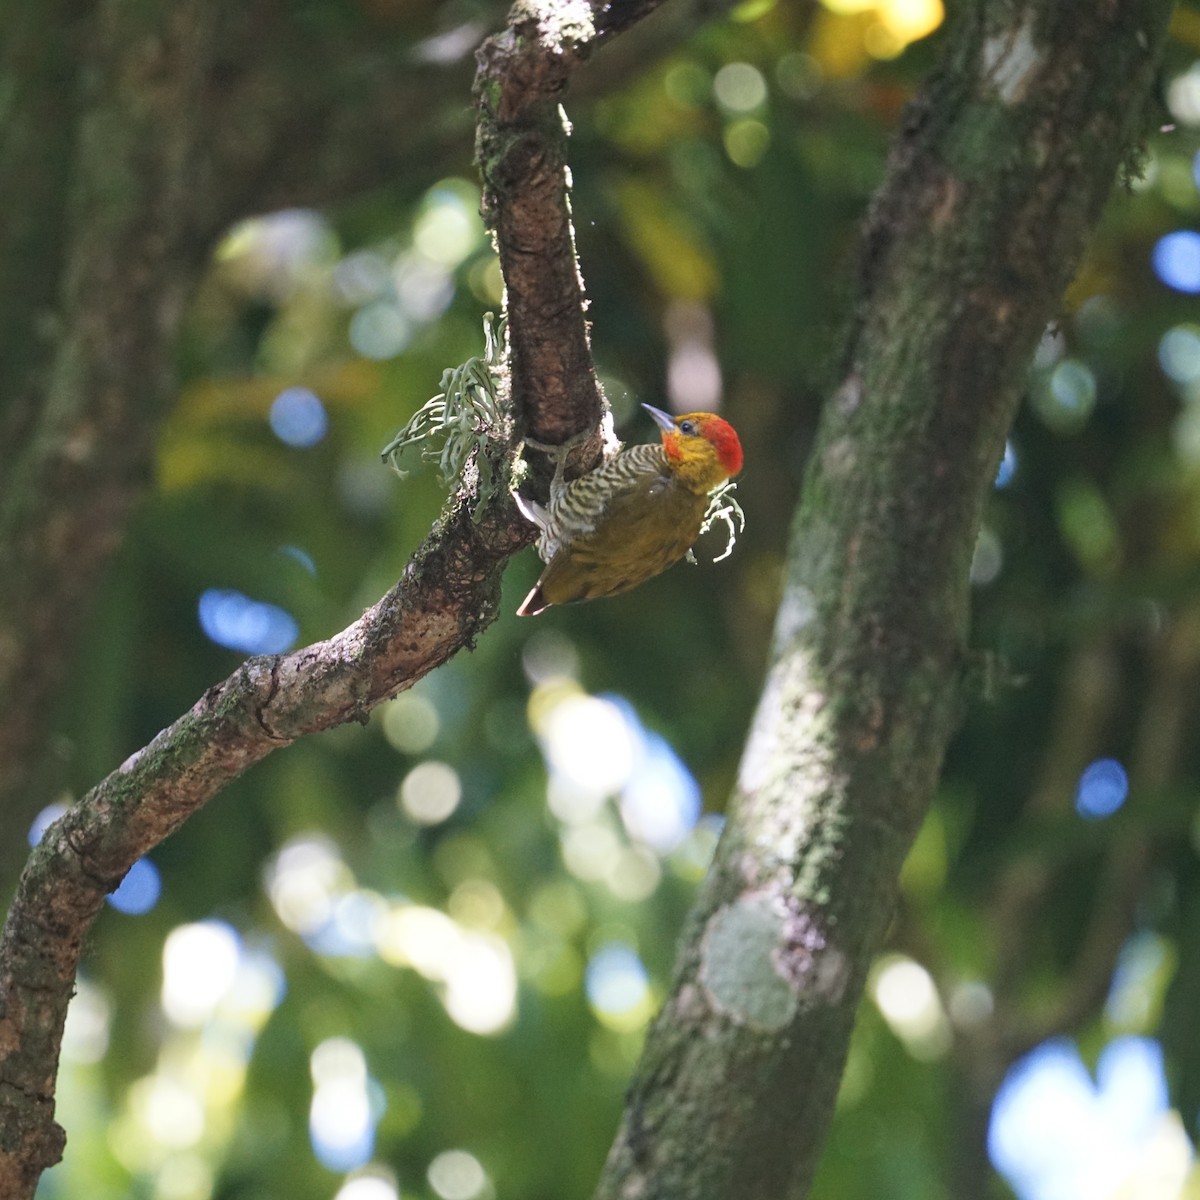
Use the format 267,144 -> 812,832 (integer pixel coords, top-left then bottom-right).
516,585 -> 549,617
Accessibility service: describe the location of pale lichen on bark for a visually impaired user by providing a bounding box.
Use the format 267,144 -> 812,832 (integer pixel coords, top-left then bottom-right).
981,11 -> 1042,104
700,894 -> 799,1030
700,890 -> 848,1030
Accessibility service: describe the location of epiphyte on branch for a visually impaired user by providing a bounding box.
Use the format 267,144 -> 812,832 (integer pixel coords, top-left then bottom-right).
381,313 -> 509,522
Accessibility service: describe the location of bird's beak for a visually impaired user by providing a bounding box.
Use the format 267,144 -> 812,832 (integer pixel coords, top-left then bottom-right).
642,404 -> 676,433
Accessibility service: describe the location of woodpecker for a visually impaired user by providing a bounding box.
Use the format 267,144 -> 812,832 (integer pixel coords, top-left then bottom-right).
514,405 -> 743,617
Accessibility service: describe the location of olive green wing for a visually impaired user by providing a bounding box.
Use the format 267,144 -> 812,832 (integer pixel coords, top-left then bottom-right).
537,479 -> 708,605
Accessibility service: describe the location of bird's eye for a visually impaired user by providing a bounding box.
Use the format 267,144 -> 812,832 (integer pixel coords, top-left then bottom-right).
679,420 -> 696,436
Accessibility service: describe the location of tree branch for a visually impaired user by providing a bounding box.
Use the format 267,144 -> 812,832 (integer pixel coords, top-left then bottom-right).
0,0 -> 718,858
0,1 -> 669,1194
475,0 -> 616,453
0,493 -> 531,1193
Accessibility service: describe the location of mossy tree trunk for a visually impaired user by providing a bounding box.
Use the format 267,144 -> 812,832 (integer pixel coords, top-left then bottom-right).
0,0 -> 486,888
593,3 -> 1173,1197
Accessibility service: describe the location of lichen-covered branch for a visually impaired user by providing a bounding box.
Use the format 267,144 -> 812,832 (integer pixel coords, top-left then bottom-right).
0,493 -> 533,1198
0,0 -> 689,889
474,0 -> 667,453
593,3 -> 1174,1198
0,1 -> 667,1195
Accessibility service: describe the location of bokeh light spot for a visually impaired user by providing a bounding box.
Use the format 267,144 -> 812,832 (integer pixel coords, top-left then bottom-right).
309,1036 -> 376,1172
871,954 -> 949,1056
606,845 -> 662,902
269,387 -> 328,447
1168,65 -> 1200,125
1158,324 -> 1200,384
970,526 -> 1003,587
948,980 -> 994,1029
128,1074 -> 205,1149
394,253 -> 455,321
1152,231 -> 1200,294
216,209 -> 335,300
1106,933 -> 1170,1030
161,920 -> 241,1027
876,0 -> 943,43
989,1037 -> 1172,1200
723,119 -> 771,167
61,976 -> 112,1064
107,857 -> 162,915
535,689 -> 637,796
443,933 -> 518,1035
1049,360 -> 1097,418
325,889 -> 388,957
382,691 -> 441,754
157,1156 -> 214,1200
666,301 -> 722,410
350,302 -> 412,360
1033,359 -> 1096,433
619,730 -> 701,854
1075,758 -> 1129,820
561,823 -> 623,882
377,904 -> 459,976
522,629 -> 580,684
399,760 -> 462,825
28,801 -> 67,847
586,943 -> 653,1031
414,186 -> 484,266
333,250 -> 392,306
428,1148 -> 488,1200
335,1171 -> 399,1200
265,834 -> 352,936
664,61 -> 711,108
198,589 -> 299,655
448,879 -> 507,932
713,62 -> 768,112
995,440 -> 1018,488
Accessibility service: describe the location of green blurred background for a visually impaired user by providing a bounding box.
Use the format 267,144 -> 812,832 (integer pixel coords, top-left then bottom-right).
24,1 -> 1200,1198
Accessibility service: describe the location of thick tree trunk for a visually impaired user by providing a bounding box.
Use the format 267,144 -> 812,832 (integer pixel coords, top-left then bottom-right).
593,2 -> 1174,1197
0,0 -> 479,885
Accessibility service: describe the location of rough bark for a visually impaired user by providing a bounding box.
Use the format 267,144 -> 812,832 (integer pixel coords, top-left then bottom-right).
593,3 -> 1174,1198
0,0 -> 741,886
474,0 -> 609,472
